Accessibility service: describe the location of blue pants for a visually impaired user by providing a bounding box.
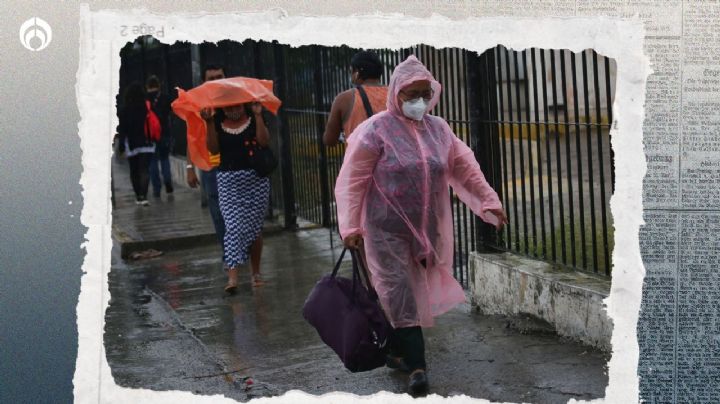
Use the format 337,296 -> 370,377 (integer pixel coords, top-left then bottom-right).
149,141 -> 172,194
201,168 -> 225,256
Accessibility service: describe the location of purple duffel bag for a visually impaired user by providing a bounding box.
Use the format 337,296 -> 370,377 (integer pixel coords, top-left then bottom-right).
302,248 -> 392,372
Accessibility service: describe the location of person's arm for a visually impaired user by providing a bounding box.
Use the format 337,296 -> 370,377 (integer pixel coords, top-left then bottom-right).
158,94 -> 172,140
334,125 -> 381,248
203,108 -> 219,155
447,126 -> 507,230
117,109 -> 127,155
323,90 -> 352,146
185,143 -> 199,188
251,103 -> 270,147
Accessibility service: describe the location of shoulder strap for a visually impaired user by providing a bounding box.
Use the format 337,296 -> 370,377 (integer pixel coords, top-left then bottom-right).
150,92 -> 160,108
143,101 -> 152,139
355,85 -> 374,118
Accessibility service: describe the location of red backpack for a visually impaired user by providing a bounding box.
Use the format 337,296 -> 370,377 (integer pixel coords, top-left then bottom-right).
144,100 -> 162,142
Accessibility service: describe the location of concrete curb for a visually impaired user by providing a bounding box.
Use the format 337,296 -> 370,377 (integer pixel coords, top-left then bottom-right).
469,252 -> 613,352
115,223 -> 285,260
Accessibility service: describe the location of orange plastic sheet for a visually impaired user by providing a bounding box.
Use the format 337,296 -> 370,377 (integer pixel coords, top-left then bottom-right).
171,77 -> 282,170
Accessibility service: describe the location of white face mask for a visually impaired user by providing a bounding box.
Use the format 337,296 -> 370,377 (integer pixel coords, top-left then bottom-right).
402,97 -> 428,121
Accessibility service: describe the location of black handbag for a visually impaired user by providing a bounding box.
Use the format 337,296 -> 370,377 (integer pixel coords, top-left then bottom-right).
251,146 -> 278,177
302,248 -> 392,372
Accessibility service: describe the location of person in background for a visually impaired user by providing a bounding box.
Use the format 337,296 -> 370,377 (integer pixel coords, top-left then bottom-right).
145,75 -> 174,197
334,55 -> 508,396
186,64 -> 227,261
322,51 -> 388,286
323,50 -> 388,146
117,82 -> 156,206
202,101 -> 271,293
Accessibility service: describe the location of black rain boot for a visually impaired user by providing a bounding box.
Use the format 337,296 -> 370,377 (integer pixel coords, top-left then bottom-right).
407,369 -> 428,397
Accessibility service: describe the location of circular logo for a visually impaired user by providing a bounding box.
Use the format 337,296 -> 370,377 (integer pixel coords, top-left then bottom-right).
19,17 -> 52,52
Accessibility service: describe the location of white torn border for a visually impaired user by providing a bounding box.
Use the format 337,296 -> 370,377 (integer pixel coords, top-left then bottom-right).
75,4 -> 650,403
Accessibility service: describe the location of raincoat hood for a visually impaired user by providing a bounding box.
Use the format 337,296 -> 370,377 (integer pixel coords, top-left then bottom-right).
386,55 -> 442,118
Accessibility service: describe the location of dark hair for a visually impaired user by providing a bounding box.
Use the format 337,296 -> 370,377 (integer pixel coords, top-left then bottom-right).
202,63 -> 225,80
145,75 -> 161,89
123,82 -> 145,108
351,51 -> 383,80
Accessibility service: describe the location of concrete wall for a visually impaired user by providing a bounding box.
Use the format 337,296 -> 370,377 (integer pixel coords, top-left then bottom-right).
469,252 -> 613,352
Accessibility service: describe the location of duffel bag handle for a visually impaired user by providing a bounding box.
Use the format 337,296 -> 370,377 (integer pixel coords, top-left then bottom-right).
330,247 -> 348,278
349,249 -> 380,301
331,246 -> 380,302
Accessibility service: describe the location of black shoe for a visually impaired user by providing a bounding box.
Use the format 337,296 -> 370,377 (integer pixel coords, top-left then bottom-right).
165,183 -> 174,194
153,190 -> 161,198
407,370 -> 428,397
386,355 -> 410,372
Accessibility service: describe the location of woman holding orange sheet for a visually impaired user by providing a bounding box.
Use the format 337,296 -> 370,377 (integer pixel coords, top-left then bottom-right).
171,77 -> 281,293
202,102 -> 271,293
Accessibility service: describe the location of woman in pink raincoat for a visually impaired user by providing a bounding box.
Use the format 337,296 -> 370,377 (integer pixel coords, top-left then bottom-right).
335,55 -> 507,396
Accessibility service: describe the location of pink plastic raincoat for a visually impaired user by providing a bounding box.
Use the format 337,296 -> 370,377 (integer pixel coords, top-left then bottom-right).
335,55 -> 503,328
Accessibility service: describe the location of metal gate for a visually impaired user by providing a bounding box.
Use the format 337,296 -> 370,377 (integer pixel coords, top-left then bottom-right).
476,46 -> 615,276
119,37 -> 616,284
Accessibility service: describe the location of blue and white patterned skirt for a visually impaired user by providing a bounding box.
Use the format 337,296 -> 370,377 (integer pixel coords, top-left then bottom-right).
217,169 -> 271,269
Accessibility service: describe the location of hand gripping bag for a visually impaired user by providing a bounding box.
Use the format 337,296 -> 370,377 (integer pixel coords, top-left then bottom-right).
302,248 -> 392,372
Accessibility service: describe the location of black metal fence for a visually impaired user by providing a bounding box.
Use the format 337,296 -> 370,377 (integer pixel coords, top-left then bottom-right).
476,47 -> 615,276
119,37 -> 615,283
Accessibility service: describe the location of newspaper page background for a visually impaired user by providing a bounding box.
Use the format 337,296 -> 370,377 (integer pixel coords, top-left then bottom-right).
403,2 -> 718,401
65,1 -> 715,403
489,2 -> 720,401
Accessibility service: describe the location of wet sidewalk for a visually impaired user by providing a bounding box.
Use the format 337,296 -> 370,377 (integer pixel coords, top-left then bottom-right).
111,157 -> 282,258
106,158 -> 609,403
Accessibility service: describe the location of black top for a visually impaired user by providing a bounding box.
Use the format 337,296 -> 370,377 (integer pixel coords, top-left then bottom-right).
215,114 -> 258,172
117,104 -> 154,153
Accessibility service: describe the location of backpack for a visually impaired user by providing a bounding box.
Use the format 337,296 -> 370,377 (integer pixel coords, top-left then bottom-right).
144,100 -> 162,142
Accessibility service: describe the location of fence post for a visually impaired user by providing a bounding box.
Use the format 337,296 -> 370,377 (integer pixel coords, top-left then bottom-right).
253,40 -> 263,78
313,46 -> 332,228
140,36 -> 147,85
468,50 -> 500,252
273,41 -> 298,229
252,41 -> 275,220
189,44 -> 202,87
